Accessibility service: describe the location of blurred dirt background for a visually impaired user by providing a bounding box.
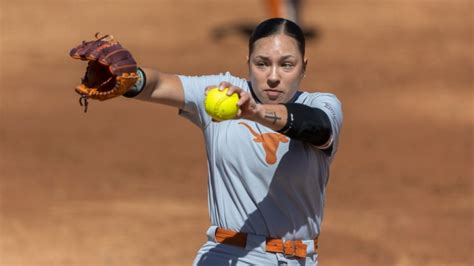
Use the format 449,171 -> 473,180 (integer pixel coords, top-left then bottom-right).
0,0 -> 472,265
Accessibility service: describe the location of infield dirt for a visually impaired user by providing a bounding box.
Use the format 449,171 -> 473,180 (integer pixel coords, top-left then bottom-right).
0,0 -> 472,265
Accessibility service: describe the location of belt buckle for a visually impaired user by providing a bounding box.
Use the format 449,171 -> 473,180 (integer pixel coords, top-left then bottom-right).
283,240 -> 297,258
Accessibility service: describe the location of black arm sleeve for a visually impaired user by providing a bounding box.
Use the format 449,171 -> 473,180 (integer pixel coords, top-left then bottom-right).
277,103 -> 333,148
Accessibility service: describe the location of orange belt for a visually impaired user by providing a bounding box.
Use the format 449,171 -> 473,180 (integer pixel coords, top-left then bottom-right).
215,228 -> 318,259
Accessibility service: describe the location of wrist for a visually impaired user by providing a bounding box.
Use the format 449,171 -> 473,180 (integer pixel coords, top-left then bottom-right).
257,103 -> 267,117
248,103 -> 266,122
123,67 -> 146,98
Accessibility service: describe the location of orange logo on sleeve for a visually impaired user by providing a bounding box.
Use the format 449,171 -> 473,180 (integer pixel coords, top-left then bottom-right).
239,122 -> 289,165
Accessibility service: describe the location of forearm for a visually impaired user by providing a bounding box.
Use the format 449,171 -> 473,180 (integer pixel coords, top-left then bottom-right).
248,104 -> 288,132
128,67 -> 185,109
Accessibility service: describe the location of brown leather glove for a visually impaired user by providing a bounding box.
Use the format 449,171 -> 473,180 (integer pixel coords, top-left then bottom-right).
69,33 -> 139,111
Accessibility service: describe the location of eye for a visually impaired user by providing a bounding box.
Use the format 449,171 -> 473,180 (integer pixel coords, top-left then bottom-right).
281,62 -> 294,69
255,61 -> 268,68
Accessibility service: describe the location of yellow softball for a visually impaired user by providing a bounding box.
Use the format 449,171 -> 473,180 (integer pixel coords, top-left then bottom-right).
204,88 -> 240,121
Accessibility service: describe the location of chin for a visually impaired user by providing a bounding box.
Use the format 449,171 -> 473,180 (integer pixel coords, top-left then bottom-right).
260,92 -> 284,103
262,98 -> 282,105
268,93 -> 290,104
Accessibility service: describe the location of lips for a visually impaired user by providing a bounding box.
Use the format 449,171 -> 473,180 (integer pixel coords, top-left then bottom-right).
264,89 -> 282,99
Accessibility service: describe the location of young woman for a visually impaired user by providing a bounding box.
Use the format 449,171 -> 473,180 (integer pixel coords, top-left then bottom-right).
71,18 -> 342,265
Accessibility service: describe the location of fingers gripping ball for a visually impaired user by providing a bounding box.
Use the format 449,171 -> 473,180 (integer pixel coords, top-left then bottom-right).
205,88 -> 240,121
69,33 -> 139,112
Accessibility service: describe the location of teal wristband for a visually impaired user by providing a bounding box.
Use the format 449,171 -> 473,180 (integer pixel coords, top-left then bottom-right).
123,68 -> 146,98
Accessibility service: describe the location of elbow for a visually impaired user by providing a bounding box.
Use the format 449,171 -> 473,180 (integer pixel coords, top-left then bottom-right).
311,122 -> 332,148
305,109 -> 332,147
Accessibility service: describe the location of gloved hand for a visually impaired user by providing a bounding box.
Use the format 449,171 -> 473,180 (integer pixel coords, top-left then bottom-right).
69,33 -> 139,111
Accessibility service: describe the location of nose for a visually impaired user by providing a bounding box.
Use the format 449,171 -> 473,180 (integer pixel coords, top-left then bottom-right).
267,66 -> 280,88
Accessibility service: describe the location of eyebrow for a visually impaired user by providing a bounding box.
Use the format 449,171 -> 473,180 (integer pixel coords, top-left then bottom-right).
253,55 -> 296,60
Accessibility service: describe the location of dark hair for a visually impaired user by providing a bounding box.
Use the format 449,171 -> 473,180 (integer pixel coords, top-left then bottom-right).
249,18 -> 306,57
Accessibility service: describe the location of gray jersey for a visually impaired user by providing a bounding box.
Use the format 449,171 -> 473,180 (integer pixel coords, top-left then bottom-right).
179,72 -> 342,241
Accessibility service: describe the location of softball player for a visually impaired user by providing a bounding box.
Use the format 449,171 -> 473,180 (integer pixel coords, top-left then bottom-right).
126,18 -> 343,265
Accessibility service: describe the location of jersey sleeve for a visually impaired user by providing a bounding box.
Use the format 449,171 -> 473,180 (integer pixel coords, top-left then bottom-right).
178,72 -> 249,129
305,93 -> 343,156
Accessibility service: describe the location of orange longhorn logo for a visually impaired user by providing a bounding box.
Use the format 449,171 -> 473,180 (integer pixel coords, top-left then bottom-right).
239,122 -> 289,164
